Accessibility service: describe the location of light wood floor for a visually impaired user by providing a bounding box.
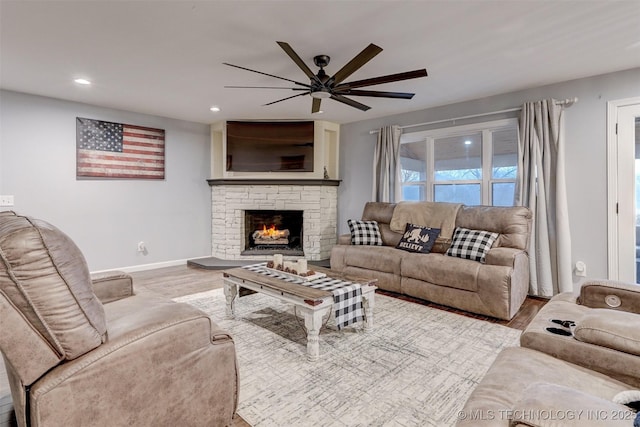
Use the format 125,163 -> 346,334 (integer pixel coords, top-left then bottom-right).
1,264 -> 546,427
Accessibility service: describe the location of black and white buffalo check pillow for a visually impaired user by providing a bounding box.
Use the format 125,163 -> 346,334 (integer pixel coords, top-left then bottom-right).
445,227 -> 499,263
347,219 -> 383,246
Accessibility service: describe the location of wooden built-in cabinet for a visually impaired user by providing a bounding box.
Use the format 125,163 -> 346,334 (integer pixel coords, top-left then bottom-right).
210,120 -> 340,180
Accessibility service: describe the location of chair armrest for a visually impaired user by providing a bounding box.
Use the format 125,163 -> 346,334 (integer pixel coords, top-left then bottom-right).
574,309 -> 640,356
90,271 -> 133,303
578,279 -> 640,314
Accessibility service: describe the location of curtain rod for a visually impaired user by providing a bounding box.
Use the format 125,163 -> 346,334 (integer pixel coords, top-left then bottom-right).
368,97 -> 578,134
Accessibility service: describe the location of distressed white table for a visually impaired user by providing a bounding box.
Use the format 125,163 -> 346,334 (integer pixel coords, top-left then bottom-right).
222,265 -> 377,361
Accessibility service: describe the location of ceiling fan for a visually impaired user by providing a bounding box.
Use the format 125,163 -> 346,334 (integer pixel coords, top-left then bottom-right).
224,41 -> 428,113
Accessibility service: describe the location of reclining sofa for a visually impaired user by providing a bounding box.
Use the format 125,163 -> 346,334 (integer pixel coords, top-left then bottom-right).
330,201 -> 532,320
0,211 -> 239,426
457,279 -> 640,426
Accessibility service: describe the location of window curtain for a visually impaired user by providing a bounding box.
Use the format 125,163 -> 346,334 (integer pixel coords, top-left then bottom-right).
515,99 -> 572,296
372,125 -> 402,202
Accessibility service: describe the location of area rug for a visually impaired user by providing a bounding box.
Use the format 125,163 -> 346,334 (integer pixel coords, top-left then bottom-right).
174,289 -> 520,427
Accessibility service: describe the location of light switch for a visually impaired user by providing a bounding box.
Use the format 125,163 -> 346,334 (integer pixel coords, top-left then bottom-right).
0,195 -> 14,207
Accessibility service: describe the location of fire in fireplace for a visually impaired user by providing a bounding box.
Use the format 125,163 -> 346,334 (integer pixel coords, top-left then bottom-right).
243,210 -> 303,256
253,225 -> 290,245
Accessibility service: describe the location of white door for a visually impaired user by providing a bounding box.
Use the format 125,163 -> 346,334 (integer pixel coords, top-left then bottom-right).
608,98 -> 640,283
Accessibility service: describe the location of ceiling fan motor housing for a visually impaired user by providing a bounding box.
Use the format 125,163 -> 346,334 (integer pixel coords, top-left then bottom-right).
313,55 -> 330,68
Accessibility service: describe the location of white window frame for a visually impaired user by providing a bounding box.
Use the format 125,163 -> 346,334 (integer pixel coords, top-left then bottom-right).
400,118 -> 518,205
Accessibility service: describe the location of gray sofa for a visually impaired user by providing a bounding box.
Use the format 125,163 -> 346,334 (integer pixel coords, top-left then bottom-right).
330,202 -> 532,320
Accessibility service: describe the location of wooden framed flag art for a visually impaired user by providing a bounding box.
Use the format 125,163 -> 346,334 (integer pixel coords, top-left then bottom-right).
76,117 -> 165,179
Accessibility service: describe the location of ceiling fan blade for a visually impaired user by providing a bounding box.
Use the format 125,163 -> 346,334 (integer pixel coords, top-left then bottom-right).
335,69 -> 428,90
276,41 -> 321,84
223,62 -> 311,88
312,98 -> 322,113
225,86 -> 308,90
263,92 -> 309,106
333,89 -> 415,99
330,94 -> 371,111
328,43 -> 383,86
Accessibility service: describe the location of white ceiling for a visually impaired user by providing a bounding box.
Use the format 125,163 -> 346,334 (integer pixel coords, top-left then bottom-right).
1,1 -> 639,125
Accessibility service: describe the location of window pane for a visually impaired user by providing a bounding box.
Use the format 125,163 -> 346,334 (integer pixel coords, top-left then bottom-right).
492,182 -> 515,206
400,141 -> 426,182
434,184 -> 480,205
403,185 -> 425,201
492,128 -> 518,179
434,133 -> 482,181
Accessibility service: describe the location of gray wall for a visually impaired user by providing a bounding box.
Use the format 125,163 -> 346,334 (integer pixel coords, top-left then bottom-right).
339,67 -> 640,284
0,90 -> 212,271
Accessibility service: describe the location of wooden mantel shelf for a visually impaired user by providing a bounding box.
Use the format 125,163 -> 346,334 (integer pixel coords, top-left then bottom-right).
207,179 -> 341,186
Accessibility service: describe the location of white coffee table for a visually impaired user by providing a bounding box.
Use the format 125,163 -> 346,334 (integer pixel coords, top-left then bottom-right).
223,264 -> 377,361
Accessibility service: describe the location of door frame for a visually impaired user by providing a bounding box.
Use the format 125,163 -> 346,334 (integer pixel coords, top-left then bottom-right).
607,96 -> 640,280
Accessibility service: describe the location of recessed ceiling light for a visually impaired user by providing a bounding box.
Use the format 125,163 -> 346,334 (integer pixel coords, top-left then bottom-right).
464,140 -> 472,145
74,78 -> 91,85
210,106 -> 221,112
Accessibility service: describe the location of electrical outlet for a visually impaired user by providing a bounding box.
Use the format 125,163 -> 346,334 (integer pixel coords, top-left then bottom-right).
0,195 -> 14,207
575,261 -> 587,277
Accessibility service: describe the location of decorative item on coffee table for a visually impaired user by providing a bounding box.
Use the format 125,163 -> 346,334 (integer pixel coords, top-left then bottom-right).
266,254 -> 325,281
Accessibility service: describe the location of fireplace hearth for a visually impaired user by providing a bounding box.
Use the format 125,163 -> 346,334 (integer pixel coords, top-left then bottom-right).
243,210 -> 303,256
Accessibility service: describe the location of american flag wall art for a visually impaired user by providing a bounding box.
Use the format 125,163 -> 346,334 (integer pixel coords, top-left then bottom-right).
76,117 -> 165,179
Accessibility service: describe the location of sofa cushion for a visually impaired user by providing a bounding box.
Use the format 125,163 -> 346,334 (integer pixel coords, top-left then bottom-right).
387,201 -> 459,252
401,252 -> 479,292
456,205 -> 531,250
347,219 -> 383,246
446,227 -> 498,263
395,223 -> 440,254
343,245 -> 403,275
0,213 -> 106,360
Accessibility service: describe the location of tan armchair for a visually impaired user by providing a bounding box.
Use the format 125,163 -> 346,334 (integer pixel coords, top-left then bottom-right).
0,211 -> 238,426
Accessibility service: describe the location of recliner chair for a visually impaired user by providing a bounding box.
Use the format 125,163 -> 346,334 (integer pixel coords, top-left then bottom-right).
0,211 -> 238,426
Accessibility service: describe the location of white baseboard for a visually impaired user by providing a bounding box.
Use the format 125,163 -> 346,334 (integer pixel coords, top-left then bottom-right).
91,256 -> 210,275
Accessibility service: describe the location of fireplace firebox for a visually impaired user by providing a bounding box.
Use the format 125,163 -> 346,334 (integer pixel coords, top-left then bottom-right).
243,210 -> 304,256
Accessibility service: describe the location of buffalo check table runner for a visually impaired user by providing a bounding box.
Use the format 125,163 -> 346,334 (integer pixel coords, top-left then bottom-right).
242,263 -> 364,330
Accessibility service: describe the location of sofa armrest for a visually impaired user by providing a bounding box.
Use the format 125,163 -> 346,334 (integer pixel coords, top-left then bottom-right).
578,279 -> 640,314
90,271 -> 133,303
330,244 -> 348,271
574,309 -> 640,356
484,247 -> 523,267
338,233 -> 351,245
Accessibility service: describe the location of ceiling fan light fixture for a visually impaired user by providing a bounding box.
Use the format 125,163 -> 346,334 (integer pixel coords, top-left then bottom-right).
311,89 -> 331,99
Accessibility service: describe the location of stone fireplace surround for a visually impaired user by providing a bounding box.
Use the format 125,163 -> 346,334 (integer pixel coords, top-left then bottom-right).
208,179 -> 339,261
